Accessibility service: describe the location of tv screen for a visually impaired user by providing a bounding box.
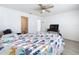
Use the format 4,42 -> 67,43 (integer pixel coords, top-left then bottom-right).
50,24 -> 59,30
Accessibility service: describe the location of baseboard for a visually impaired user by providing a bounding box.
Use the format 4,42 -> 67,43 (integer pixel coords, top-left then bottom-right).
63,38 -> 79,42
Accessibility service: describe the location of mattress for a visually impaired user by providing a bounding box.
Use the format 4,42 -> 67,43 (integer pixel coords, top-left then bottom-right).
0,32 -> 64,55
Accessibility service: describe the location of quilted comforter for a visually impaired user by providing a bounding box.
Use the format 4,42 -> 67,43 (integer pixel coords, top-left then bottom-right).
0,32 -> 64,55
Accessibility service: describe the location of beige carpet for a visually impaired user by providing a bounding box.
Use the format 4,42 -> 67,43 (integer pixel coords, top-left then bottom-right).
62,39 -> 79,55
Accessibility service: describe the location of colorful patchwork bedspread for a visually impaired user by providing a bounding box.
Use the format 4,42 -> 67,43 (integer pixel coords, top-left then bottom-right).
0,32 -> 64,55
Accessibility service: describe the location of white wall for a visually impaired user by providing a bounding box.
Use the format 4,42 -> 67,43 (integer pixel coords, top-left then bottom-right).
0,7 -> 42,35
0,7 -> 3,36
43,10 -> 79,41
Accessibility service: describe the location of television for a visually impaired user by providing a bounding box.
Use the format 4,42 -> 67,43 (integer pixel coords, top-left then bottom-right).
47,24 -> 59,32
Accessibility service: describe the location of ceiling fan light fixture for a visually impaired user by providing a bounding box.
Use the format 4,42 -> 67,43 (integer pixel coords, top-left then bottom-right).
42,9 -> 45,13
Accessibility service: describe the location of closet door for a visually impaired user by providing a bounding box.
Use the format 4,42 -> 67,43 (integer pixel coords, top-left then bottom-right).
21,16 -> 28,34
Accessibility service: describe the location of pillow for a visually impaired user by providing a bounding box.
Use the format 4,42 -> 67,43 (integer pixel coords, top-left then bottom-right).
1,34 -> 18,43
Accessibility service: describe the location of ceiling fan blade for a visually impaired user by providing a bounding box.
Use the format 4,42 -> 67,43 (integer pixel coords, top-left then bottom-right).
38,4 -> 46,9
46,6 -> 54,9
39,4 -> 43,7
45,9 -> 50,12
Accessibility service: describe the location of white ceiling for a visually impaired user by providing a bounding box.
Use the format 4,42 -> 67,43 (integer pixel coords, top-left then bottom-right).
0,4 -> 79,16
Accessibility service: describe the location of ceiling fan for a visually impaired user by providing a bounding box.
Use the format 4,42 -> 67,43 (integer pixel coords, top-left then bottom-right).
38,4 -> 54,13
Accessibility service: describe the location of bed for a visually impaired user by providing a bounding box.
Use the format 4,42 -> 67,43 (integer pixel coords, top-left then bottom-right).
0,32 -> 64,55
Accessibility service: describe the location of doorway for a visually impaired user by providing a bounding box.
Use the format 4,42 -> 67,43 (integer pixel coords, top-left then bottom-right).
21,16 -> 28,34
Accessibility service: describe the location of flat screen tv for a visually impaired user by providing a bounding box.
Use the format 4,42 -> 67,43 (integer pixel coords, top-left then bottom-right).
47,24 -> 59,32
50,24 -> 59,29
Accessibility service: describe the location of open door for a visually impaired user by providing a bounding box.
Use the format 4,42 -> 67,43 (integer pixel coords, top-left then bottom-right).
21,16 -> 28,34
